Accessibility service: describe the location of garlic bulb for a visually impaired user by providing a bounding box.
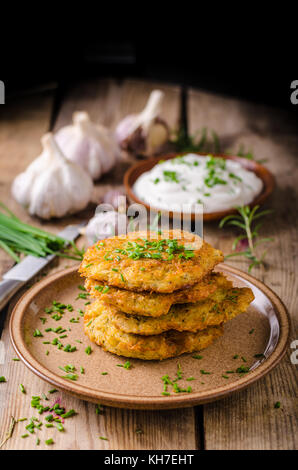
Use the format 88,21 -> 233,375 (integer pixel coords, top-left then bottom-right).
85,211 -> 127,245
115,90 -> 169,156
55,111 -> 120,180
12,133 -> 93,219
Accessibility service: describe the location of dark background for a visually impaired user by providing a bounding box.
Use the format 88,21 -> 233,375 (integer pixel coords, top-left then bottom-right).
1,30 -> 297,115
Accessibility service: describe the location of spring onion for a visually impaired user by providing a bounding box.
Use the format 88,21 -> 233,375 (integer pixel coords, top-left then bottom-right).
0,202 -> 83,262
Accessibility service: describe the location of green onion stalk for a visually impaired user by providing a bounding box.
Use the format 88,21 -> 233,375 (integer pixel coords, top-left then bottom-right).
0,203 -> 84,263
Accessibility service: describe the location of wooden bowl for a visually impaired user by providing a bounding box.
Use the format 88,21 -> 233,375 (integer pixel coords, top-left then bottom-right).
124,152 -> 275,222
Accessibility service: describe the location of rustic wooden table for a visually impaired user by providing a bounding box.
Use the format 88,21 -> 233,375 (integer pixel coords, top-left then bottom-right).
0,79 -> 297,450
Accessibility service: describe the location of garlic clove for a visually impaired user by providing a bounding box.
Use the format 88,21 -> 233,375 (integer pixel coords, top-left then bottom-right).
103,188 -> 127,211
146,117 -> 169,154
115,90 -> 169,156
85,211 -> 128,245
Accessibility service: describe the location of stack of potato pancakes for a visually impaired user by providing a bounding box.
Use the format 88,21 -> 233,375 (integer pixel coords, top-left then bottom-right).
79,230 -> 254,361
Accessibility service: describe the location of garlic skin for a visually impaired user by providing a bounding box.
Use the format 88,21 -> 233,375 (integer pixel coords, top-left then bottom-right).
55,112 -> 120,180
12,133 -> 93,219
85,211 -> 127,245
103,189 -> 127,210
115,90 -> 169,156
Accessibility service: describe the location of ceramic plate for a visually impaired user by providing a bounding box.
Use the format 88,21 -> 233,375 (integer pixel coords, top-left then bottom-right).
9,265 -> 289,409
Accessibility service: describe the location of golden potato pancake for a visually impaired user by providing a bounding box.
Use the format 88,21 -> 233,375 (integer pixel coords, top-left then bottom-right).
85,272 -> 233,317
109,287 -> 254,335
79,230 -> 224,293
84,302 -> 223,360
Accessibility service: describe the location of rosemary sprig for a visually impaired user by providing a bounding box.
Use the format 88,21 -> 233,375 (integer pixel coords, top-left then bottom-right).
172,127 -> 221,154
219,205 -> 274,272
172,128 -> 267,163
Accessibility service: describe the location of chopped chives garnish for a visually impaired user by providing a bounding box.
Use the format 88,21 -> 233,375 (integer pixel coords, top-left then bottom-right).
12,358 -> 20,361
236,365 -> 250,374
62,374 -> 78,381
99,436 -> 108,440
19,384 -> 26,394
85,346 -> 92,355
192,354 -> 203,360
117,361 -> 131,369
76,293 -> 89,300
274,401 -> 281,409
200,370 -> 211,375
61,409 -> 76,419
59,364 -> 76,373
0,376 -> 6,382
94,285 -> 104,292
21,434 -> 29,438
56,422 -> 64,432
101,372 -> 108,375
33,329 -> 43,337
80,367 -> 84,374
45,438 -> 54,445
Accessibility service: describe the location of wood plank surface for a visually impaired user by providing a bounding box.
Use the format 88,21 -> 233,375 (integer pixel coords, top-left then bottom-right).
0,80 -> 296,450
188,88 -> 298,450
0,79 -> 197,450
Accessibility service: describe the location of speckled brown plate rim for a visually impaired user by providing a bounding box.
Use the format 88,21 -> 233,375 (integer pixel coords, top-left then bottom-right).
9,265 -> 290,410
124,152 -> 275,222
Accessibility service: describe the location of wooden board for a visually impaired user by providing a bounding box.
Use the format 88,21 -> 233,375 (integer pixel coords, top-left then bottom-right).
0,80 -> 197,450
188,88 -> 298,450
0,79 -> 297,449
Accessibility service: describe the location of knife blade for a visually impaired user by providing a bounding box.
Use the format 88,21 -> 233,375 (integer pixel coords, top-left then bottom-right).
0,222 -> 85,310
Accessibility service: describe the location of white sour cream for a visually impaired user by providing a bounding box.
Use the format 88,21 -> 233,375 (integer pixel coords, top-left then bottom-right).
133,154 -> 263,213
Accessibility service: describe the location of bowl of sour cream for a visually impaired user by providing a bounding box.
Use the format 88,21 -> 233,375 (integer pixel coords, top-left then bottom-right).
124,153 -> 275,221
